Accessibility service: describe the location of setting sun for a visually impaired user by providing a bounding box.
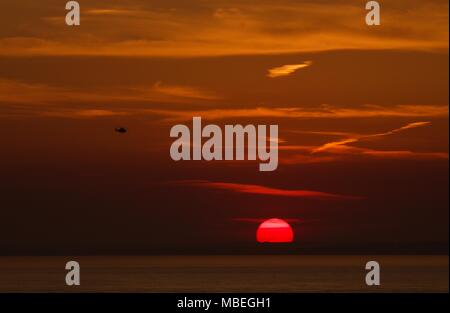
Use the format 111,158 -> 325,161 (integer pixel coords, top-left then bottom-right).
256,218 -> 294,243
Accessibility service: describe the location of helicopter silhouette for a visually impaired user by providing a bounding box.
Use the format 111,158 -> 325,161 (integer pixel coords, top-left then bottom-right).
115,127 -> 128,133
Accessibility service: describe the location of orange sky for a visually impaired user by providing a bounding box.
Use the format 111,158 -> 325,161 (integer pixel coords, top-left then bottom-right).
0,0 -> 448,254
0,0 -> 448,56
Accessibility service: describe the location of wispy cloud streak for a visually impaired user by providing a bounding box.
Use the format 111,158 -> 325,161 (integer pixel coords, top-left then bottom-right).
267,61 -> 312,78
171,180 -> 363,200
312,121 -> 431,153
147,105 -> 449,122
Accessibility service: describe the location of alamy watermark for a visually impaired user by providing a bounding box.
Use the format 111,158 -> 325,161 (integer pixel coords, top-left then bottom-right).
64,1 -> 381,27
170,117 -> 279,172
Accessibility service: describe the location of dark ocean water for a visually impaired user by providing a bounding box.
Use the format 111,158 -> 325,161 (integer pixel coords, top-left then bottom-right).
0,255 -> 447,292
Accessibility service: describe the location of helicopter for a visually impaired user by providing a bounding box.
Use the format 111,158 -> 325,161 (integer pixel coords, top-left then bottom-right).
114,127 -> 128,133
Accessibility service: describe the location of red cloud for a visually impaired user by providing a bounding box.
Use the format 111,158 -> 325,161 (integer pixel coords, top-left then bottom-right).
172,180 -> 363,200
